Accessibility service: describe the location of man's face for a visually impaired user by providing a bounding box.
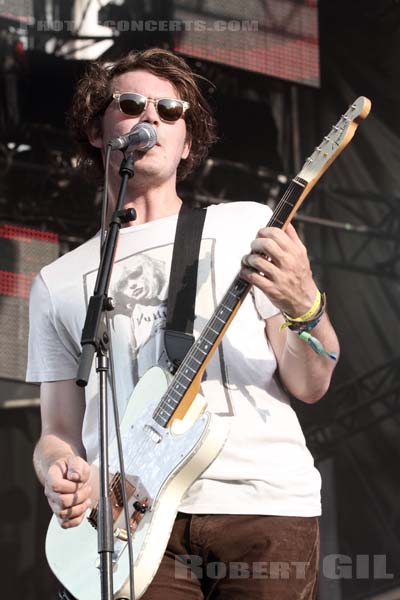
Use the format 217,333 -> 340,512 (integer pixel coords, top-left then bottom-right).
90,69 -> 191,185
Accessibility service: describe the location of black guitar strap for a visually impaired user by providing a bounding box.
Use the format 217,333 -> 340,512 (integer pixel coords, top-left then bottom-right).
164,202 -> 207,372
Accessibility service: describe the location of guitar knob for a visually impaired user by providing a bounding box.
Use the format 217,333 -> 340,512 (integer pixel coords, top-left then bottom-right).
133,501 -> 147,514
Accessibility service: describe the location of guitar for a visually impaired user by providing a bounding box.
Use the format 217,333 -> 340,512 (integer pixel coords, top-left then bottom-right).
45,96 -> 371,599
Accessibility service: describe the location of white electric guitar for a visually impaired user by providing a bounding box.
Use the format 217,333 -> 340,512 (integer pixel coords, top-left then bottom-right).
46,96 -> 371,599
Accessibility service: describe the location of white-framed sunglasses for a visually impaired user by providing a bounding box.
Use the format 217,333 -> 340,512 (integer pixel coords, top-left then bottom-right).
112,91 -> 190,122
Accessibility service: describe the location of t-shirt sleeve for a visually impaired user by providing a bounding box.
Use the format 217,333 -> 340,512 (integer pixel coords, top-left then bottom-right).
251,286 -> 280,320
25,273 -> 80,382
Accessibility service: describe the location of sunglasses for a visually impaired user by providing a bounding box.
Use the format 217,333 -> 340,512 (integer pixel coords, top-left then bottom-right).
112,92 -> 190,122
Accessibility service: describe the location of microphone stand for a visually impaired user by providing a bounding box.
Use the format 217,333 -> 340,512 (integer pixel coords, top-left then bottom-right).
76,151 -> 136,600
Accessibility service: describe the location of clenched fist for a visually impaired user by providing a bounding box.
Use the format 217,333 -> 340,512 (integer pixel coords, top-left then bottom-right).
44,455 -> 92,529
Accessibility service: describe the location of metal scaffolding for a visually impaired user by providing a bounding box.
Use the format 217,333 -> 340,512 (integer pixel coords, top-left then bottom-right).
304,355 -> 400,460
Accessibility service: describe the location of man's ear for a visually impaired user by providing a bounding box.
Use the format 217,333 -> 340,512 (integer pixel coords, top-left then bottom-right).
87,118 -> 103,149
182,135 -> 191,160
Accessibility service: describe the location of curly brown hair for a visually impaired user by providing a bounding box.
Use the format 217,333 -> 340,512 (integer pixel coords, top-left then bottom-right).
67,47 -> 217,182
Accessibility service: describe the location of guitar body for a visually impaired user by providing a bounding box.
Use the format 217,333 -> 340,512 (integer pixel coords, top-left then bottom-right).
46,366 -> 229,599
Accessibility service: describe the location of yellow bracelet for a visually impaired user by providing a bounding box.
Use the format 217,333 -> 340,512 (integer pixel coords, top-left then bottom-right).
284,289 -> 322,322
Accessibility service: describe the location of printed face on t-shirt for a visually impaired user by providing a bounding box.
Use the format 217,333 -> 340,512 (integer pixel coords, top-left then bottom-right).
113,254 -> 167,313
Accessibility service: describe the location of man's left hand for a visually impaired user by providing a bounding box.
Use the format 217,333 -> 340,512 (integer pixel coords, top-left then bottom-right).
240,223 -> 318,317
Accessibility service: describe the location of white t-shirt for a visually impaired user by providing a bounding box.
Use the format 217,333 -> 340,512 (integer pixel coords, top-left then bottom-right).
26,201 -> 321,516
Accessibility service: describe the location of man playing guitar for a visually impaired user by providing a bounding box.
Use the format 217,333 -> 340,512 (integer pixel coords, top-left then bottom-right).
27,48 -> 339,599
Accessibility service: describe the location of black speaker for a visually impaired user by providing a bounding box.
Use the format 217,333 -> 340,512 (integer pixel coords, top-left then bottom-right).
0,403 -> 59,599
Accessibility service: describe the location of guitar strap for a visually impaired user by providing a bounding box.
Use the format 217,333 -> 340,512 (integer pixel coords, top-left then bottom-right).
164,202 -> 207,372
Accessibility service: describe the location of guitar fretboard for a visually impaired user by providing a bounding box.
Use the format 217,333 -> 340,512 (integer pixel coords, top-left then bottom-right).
152,176 -> 307,427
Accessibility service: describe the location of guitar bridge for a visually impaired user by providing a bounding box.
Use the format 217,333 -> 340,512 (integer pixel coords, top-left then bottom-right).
88,472 -> 152,535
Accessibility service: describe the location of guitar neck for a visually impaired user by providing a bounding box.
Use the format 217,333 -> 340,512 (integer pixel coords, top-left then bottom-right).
153,177 -> 307,427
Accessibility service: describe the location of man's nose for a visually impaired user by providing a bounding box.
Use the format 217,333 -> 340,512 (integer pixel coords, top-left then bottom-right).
140,99 -> 159,124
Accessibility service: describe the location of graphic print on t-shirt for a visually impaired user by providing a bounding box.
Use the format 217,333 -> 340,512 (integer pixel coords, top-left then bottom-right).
83,239 -> 235,417
112,252 -> 168,383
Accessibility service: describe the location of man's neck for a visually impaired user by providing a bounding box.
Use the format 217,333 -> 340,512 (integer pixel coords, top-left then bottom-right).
107,176 -> 182,226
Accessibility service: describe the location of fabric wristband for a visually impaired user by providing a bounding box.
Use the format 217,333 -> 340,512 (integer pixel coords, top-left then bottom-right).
297,331 -> 338,361
283,289 -> 322,323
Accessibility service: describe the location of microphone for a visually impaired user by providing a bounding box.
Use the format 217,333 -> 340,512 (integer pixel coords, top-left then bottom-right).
108,122 -> 157,151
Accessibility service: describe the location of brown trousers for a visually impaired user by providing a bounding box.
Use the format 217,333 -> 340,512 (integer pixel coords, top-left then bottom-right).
141,513 -> 320,600
59,513 -> 319,600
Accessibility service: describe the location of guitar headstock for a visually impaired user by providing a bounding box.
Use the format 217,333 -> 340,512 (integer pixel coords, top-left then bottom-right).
298,96 -> 371,184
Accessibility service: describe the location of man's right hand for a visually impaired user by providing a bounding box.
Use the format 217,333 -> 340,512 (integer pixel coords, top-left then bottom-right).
44,455 -> 92,529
